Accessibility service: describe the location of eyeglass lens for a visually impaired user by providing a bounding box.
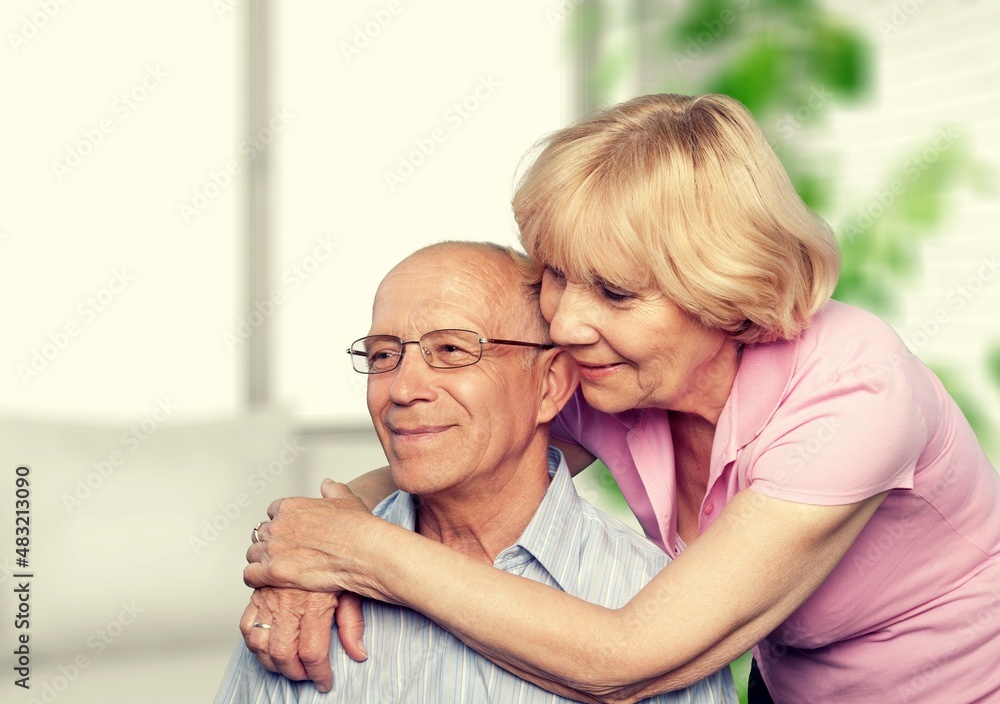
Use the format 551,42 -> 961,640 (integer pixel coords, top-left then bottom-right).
350,329 -> 483,373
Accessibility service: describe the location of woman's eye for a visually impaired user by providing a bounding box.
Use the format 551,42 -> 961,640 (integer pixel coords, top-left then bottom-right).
599,283 -> 634,302
544,265 -> 566,283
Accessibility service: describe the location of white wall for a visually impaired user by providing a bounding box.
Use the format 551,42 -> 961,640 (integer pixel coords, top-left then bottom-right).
270,1 -> 567,423
1,1 -> 241,423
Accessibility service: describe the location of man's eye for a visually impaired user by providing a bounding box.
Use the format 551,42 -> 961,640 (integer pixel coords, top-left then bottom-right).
437,344 -> 466,355
368,348 -> 399,364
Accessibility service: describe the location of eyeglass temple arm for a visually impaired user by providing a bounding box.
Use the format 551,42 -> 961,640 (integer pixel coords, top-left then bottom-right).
347,340 -> 554,355
482,338 -> 556,349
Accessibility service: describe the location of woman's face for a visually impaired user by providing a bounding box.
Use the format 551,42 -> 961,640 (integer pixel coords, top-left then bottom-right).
539,266 -> 738,419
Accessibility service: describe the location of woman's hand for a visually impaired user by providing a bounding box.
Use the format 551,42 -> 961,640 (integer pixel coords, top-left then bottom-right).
244,481 -> 377,594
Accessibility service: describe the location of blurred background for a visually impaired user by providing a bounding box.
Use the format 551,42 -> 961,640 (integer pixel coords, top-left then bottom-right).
0,1 -> 997,702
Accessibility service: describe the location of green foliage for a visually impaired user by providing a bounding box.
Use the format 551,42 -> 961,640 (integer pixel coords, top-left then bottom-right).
594,42 -> 637,100
668,0 -> 741,48
707,40 -> 784,115
730,651 -> 752,703
783,166 -> 828,212
809,22 -> 868,95
834,130 -> 988,315
567,0 -> 607,112
929,365 -> 991,441
567,0 -> 602,46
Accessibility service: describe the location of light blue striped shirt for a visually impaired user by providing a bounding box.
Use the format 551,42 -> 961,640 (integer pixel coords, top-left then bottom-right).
215,448 -> 737,703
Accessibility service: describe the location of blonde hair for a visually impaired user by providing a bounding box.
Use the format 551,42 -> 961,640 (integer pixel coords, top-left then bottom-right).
512,93 -> 840,344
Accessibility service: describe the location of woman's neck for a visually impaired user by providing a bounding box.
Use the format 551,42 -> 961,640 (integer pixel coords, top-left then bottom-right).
676,338 -> 743,426
669,410 -> 717,544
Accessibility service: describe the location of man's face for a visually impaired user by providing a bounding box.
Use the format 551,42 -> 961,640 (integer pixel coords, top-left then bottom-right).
365,251 -> 545,501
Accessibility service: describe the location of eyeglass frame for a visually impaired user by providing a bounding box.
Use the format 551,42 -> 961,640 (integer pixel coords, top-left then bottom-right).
346,328 -> 555,374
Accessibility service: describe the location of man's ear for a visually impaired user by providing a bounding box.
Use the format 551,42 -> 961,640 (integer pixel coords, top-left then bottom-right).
535,348 -> 579,425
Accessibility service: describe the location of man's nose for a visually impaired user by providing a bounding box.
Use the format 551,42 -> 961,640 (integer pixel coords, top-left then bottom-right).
387,343 -> 437,404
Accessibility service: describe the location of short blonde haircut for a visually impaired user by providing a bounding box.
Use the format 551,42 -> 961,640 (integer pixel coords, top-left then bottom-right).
512,93 -> 841,344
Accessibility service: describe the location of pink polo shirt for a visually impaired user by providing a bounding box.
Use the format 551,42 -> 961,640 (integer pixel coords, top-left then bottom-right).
552,300 -> 1000,703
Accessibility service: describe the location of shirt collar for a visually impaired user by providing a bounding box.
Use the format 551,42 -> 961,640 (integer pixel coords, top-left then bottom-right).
715,334 -> 799,458
374,484 -> 418,530
374,446 -> 584,593
499,446 -> 584,593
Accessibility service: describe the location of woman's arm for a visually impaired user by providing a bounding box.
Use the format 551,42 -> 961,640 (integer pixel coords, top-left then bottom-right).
246,485 -> 887,703
251,441 -> 595,684
549,437 -> 597,476
345,466 -> 396,510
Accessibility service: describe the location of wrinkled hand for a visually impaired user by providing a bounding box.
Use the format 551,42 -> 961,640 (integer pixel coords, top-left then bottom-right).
240,587 -> 368,692
244,481 -> 375,593
243,481 -> 374,688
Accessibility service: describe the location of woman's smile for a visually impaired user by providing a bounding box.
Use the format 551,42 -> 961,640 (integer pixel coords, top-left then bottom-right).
573,359 -> 628,382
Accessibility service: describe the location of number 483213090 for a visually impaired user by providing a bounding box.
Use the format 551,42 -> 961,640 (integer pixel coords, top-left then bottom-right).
15,466 -> 30,565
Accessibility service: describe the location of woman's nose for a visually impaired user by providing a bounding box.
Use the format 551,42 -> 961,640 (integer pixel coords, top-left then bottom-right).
545,286 -> 600,347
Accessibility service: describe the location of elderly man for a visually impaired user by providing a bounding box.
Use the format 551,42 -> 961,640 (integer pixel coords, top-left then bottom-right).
215,242 -> 737,703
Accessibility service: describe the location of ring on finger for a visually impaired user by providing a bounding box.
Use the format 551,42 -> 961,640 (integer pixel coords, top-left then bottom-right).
253,520 -> 267,543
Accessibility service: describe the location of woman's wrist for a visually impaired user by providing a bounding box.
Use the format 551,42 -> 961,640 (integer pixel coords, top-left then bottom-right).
317,511 -> 416,601
343,466 -> 397,511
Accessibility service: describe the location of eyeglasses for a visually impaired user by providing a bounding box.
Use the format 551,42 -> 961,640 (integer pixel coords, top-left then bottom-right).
347,328 -> 555,374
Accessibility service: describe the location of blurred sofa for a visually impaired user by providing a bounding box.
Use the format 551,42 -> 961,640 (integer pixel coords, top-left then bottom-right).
0,411 -> 386,703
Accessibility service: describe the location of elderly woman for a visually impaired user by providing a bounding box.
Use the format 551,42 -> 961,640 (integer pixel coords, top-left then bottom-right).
245,94 -> 1000,703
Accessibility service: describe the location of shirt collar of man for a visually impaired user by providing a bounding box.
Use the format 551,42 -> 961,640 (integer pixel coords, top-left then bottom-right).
378,447 -> 584,594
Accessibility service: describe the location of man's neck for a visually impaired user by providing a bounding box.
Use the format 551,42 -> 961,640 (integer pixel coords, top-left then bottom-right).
412,441 -> 553,565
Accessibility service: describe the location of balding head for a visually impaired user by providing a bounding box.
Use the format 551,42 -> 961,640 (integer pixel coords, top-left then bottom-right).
373,241 -> 549,348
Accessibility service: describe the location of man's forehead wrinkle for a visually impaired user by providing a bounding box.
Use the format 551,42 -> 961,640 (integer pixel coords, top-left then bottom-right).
443,266 -> 515,329
464,258 -> 531,336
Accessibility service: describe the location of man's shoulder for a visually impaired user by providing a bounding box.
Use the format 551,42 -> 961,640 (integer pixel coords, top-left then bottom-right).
545,453 -> 669,572
576,499 -> 665,550
574,497 -> 671,574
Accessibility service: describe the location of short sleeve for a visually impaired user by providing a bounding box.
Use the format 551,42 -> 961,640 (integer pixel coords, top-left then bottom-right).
747,357 -> 933,505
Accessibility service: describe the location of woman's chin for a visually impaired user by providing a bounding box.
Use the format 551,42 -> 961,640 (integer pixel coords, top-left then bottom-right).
579,379 -> 637,415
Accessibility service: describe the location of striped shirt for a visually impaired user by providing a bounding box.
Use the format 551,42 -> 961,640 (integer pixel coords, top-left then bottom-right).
214,447 -> 737,703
